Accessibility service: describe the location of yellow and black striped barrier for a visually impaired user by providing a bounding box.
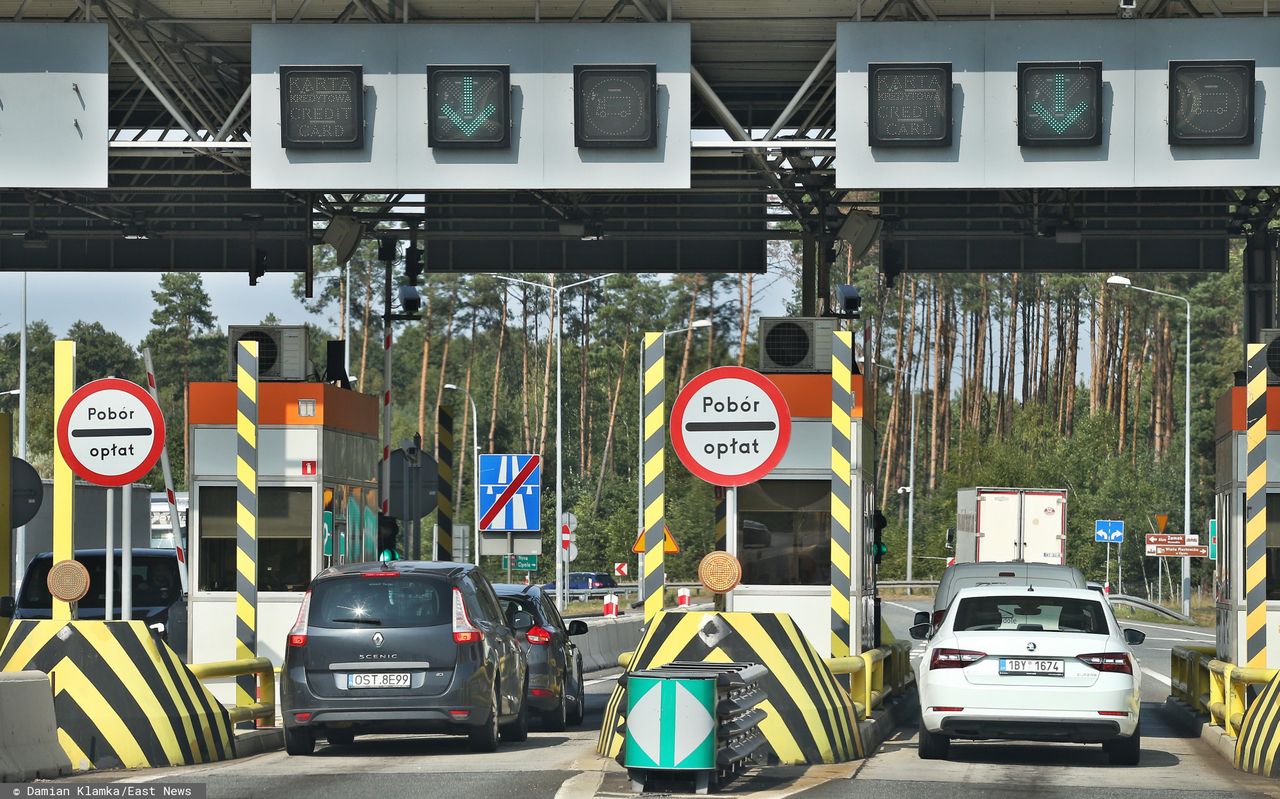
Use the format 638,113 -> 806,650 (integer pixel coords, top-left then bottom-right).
0,620 -> 234,771
640,333 -> 666,624
1246,343 -> 1268,671
436,406 -> 454,560
235,341 -> 258,728
597,611 -> 862,765
831,331 -> 855,662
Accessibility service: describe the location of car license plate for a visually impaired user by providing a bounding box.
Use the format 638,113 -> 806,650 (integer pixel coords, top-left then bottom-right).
998,658 -> 1064,676
347,672 -> 410,689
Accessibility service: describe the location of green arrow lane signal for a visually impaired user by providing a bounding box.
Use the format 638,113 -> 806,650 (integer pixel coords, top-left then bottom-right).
428,65 -> 511,149
1018,61 -> 1102,147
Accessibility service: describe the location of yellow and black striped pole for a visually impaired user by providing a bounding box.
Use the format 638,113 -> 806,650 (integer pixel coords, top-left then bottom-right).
235,341 -> 259,728
436,407 -> 454,561
52,340 -> 76,622
831,331 -> 855,662
1246,343 -> 1268,670
640,333 -> 666,624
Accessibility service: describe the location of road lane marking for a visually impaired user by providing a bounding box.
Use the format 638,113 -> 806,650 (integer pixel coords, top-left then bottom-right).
1142,666 -> 1172,686
883,600 -> 928,612
1124,621 -> 1214,637
585,676 -> 618,687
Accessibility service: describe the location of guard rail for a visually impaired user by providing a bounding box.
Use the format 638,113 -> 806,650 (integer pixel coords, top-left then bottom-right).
189,657 -> 276,726
1171,644 -> 1277,738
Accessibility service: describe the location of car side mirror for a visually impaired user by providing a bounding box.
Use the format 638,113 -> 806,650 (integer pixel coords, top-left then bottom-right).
568,620 -> 588,636
0,596 -> 14,618
913,611 -> 930,627
510,611 -> 535,631
909,623 -> 932,641
1123,628 -> 1146,646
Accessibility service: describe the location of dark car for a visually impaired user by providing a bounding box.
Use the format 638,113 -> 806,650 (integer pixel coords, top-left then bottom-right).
542,572 -> 617,592
494,584 -> 589,730
280,560 -> 528,755
1,549 -> 187,660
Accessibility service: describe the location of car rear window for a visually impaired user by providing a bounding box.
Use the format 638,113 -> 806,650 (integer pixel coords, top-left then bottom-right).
498,596 -> 539,627
18,555 -> 181,610
310,575 -> 450,629
953,595 -> 1109,634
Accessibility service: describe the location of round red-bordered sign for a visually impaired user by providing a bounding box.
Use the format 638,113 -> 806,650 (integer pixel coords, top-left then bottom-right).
56,377 -> 166,487
670,366 -> 791,487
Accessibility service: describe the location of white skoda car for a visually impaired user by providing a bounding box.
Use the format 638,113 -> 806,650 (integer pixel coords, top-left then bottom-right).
912,585 -> 1145,765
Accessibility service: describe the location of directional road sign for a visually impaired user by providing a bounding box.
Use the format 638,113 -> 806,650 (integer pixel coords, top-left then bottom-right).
1094,519 -> 1124,543
56,378 -> 165,487
670,366 -> 792,487
625,675 -> 716,770
1147,533 -> 1198,547
478,454 -> 541,532
1147,544 -> 1209,558
502,554 -> 538,571
614,562 -> 629,577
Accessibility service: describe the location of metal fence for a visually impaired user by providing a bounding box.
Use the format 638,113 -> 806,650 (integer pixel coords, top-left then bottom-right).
1171,644 -> 1277,738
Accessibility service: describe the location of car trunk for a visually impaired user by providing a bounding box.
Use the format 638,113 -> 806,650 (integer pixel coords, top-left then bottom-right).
948,631 -> 1120,702
302,574 -> 461,700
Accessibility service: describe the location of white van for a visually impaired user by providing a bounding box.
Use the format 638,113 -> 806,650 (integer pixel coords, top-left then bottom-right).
916,561 -> 1089,631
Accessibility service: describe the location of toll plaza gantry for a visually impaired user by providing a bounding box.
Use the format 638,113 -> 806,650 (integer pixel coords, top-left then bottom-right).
4,0 -> 1280,794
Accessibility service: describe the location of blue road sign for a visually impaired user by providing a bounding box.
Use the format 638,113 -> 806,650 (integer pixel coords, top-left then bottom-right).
478,453 -> 542,533
1094,519 -> 1125,544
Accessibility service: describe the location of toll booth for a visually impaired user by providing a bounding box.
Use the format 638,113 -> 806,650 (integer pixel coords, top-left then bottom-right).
724,355 -> 876,658
1214,384 -> 1279,667
186,381 -> 378,684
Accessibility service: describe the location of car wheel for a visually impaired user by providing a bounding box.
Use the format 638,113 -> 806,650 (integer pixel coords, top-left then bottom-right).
326,729 -> 355,747
285,726 -> 315,756
469,688 -> 500,753
917,725 -> 950,760
1104,724 -> 1141,766
501,681 -> 530,743
543,690 -> 568,732
567,662 -> 586,727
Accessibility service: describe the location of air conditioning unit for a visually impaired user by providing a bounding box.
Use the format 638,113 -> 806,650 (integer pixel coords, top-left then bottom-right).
1261,329 -> 1280,385
758,317 -> 837,373
227,325 -> 310,381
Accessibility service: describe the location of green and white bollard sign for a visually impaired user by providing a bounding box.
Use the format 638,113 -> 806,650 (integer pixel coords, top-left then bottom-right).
624,675 -> 716,771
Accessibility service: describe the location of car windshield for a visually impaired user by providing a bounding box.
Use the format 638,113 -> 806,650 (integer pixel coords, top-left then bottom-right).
310,576 -> 450,629
498,596 -> 539,627
953,595 -> 1109,634
18,554 -> 180,610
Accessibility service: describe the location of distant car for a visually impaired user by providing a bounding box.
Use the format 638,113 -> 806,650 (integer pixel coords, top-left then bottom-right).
542,572 -> 617,592
1,548 -> 187,660
912,585 -> 1145,765
279,561 -> 528,755
494,583 -> 589,730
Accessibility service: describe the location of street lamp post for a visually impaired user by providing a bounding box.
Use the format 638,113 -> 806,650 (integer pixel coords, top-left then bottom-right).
489,273 -> 615,610
1106,275 -> 1192,617
444,384 -> 480,567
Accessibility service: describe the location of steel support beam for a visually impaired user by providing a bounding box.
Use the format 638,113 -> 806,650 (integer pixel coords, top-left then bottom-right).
1244,233 -> 1278,345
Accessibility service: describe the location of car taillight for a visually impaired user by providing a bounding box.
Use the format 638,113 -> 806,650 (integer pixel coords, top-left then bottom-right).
453,588 -> 483,644
526,625 -> 553,645
287,590 -> 311,648
930,648 -> 985,669
1077,652 -> 1132,674
363,571 -> 399,578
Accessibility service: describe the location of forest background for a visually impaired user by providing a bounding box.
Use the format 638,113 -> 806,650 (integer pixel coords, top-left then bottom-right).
0,237 -> 1242,598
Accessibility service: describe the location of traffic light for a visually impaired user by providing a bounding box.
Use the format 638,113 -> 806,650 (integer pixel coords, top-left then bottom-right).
405,246 -> 422,284
427,65 -> 511,148
872,509 -> 888,566
573,65 -> 658,148
1017,61 -> 1103,147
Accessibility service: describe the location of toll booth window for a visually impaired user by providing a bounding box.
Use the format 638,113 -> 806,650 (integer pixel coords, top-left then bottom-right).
198,486 -> 313,592
737,479 -> 831,586
1267,494 -> 1280,600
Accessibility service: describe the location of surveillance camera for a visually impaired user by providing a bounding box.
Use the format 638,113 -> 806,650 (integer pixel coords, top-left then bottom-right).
834,284 -> 862,320
398,284 -> 422,314
1118,0 -> 1136,16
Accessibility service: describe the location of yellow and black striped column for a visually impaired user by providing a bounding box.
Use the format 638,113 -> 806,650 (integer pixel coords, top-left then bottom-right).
831,331 -> 855,661
436,407 -> 454,561
235,341 -> 258,728
1246,343 -> 1268,670
640,333 -> 666,624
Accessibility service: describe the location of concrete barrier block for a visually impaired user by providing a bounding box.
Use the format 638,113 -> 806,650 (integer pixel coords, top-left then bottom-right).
0,671 -> 72,781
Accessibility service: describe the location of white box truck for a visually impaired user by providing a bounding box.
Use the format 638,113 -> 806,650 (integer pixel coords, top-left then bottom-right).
955,487 -> 1067,564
